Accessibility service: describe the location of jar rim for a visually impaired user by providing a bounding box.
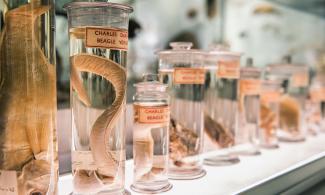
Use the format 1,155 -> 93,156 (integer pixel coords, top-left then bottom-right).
63,2 -> 133,13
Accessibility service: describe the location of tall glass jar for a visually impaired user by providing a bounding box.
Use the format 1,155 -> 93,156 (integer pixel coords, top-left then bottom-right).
203,45 -> 241,165
266,61 -> 309,142
236,59 -> 262,155
157,42 -> 206,180
309,75 -> 325,132
260,80 -> 282,148
64,2 -> 133,195
131,74 -> 172,194
0,0 -> 58,194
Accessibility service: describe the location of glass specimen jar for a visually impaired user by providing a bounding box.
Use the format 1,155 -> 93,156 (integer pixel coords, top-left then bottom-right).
157,42 -> 206,179
64,2 -> 133,195
259,80 -> 282,148
203,45 -> 241,165
309,75 -> 325,132
266,61 -> 309,142
0,0 -> 58,194
236,59 -> 262,155
131,74 -> 172,194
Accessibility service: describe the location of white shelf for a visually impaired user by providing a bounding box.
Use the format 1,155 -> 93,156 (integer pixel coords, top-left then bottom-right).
59,133 -> 325,195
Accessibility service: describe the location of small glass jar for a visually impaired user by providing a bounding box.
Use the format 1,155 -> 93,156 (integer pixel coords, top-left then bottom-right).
236,58 -> 262,155
266,61 -> 309,142
157,42 -> 206,179
131,74 -> 172,194
260,80 -> 282,148
203,44 -> 241,165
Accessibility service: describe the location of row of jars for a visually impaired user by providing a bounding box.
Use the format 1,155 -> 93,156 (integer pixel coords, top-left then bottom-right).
130,42 -> 325,194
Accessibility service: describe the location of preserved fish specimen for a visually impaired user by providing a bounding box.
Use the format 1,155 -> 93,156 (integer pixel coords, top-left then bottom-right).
203,45 -> 241,166
0,0 -> 57,194
158,42 -> 206,179
131,74 -> 172,193
64,2 -> 133,194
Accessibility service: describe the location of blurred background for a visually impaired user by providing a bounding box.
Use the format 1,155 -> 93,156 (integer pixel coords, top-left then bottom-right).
56,0 -> 325,173
56,0 -> 325,107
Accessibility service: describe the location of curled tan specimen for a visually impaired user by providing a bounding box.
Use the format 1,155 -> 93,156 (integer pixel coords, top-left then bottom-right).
279,95 -> 300,133
71,54 -> 126,190
0,2 -> 56,195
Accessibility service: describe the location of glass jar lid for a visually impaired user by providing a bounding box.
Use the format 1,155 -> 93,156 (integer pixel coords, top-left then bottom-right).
265,63 -> 308,80
134,74 -> 167,92
63,2 -> 133,13
205,44 -> 242,64
157,42 -> 204,64
240,58 -> 261,79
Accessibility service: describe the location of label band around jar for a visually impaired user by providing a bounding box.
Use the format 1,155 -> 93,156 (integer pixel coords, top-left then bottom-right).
173,68 -> 205,84
85,27 -> 128,50
291,72 -> 308,87
261,91 -> 281,103
136,106 -> 170,124
217,60 -> 240,79
240,79 -> 261,95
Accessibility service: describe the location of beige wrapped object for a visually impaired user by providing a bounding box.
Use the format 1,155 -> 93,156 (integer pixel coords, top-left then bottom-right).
0,2 -> 57,195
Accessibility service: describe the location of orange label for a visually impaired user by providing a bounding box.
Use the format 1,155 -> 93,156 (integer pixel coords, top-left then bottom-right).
217,60 -> 240,79
240,79 -> 261,95
86,27 -> 128,50
173,68 -> 205,84
310,88 -> 325,102
291,72 -> 308,87
137,106 -> 170,124
261,91 -> 281,103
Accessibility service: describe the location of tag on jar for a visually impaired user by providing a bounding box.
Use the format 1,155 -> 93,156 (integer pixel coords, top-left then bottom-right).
173,68 -> 205,84
261,90 -> 281,103
72,151 -> 97,171
0,170 -> 18,195
291,72 -> 308,87
136,106 -> 170,124
240,79 -> 261,95
85,27 -> 128,50
310,88 -> 325,102
217,60 -> 240,79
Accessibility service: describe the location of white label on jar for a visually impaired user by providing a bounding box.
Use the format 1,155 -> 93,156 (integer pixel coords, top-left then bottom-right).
86,27 -> 128,50
173,68 -> 205,84
217,60 -> 240,79
136,106 -> 170,124
72,151 -> 97,171
0,170 -> 18,195
240,79 -> 261,95
291,72 -> 308,87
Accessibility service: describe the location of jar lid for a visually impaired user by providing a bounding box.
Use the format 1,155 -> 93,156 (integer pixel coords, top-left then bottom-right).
63,2 -> 133,13
266,63 -> 307,79
204,44 -> 241,66
134,74 -> 167,92
240,58 -> 261,78
157,42 -> 204,64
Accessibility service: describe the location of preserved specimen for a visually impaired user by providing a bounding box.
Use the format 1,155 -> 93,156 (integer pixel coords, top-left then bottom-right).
0,0 -> 58,194
203,45 -> 241,166
236,59 -> 261,155
158,42 -> 206,179
131,74 -> 172,193
260,80 -> 282,148
266,60 -> 308,142
64,2 -> 133,194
